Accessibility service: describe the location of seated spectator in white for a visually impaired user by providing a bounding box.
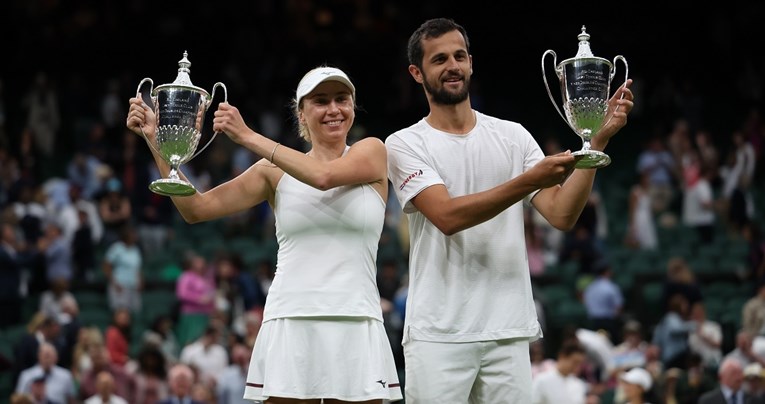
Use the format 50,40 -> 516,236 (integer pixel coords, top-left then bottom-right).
14,342 -> 75,404
725,330 -> 765,369
611,320 -> 649,375
618,367 -> 653,404
531,341 -> 589,404
179,326 -> 228,386
84,371 -> 128,404
38,279 -> 75,325
530,340 -> 557,380
688,301 -> 723,371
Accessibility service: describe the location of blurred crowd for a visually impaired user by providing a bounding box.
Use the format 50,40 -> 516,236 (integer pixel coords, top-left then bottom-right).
1,1 -> 765,404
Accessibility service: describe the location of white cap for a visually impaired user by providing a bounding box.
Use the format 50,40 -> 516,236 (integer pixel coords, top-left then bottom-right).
620,367 -> 652,391
745,363 -> 764,378
296,67 -> 355,104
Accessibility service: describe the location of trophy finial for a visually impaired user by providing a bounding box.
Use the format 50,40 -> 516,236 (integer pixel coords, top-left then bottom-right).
574,25 -> 594,58
173,51 -> 194,86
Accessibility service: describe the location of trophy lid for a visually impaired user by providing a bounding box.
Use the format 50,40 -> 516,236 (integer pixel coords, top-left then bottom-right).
155,51 -> 210,97
575,26 -> 594,58
558,25 -> 611,68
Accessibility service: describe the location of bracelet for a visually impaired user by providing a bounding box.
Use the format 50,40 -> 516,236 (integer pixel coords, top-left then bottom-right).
269,143 -> 281,163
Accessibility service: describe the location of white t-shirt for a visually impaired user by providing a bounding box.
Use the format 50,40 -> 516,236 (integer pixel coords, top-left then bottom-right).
682,179 -> 715,226
386,111 -> 544,343
531,368 -> 587,404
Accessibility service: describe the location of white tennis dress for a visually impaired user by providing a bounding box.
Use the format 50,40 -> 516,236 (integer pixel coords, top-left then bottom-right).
243,153 -> 402,401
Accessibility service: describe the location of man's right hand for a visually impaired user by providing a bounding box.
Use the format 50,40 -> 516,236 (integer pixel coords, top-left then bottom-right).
526,150 -> 578,189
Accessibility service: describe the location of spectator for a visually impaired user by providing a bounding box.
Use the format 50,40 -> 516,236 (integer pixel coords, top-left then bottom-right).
652,293 -> 695,370
531,341 -> 588,404
625,172 -> 658,250
618,367 -> 653,404
744,281 -> 765,337
38,279 -> 75,325
688,301 -> 723,371
70,326 -> 103,381
698,357 -> 758,404
744,363 -> 765,400
132,346 -> 169,404
102,224 -> 143,314
104,308 -> 131,368
530,340 -> 557,380
83,371 -> 128,404
13,315 -> 62,388
216,343 -> 252,404
0,221 -> 27,327
39,220 -> 72,285
142,314 -> 179,365
175,251 -> 215,347
724,330 -> 765,369
158,364 -> 205,404
636,135 -> 677,215
611,320 -> 650,376
661,257 -> 703,311
98,177 -> 131,247
681,150 -> 716,245
14,342 -> 76,404
78,345 -> 135,402
583,258 -> 624,344
178,326 -> 228,387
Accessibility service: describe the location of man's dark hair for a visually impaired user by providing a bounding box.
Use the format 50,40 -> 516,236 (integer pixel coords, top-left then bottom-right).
407,18 -> 470,68
558,340 -> 586,358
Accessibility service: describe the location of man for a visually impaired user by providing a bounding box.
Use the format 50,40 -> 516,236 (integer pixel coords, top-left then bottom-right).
78,345 -> 135,402
179,326 -> 228,386
583,258 -> 624,344
14,343 -> 76,404
699,357 -> 765,404
158,364 -> 205,404
531,341 -> 588,404
83,371 -> 128,404
385,17 -> 633,402
216,343 -> 261,404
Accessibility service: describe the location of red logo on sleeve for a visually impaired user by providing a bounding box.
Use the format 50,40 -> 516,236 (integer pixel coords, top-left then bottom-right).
399,169 -> 423,191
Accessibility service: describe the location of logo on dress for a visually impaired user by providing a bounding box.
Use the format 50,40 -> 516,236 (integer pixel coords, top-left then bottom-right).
376,380 -> 387,388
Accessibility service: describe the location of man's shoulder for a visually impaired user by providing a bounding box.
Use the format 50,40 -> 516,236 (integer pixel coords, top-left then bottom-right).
697,387 -> 722,403
385,119 -> 427,144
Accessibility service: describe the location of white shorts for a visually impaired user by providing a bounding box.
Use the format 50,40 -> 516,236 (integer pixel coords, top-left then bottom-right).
244,317 -> 403,401
403,338 -> 531,403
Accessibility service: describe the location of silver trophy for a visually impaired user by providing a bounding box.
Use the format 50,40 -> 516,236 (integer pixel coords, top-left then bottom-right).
542,26 -> 628,168
136,51 -> 227,196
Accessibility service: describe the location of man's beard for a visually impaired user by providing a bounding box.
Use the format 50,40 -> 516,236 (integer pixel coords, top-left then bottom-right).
423,73 -> 470,105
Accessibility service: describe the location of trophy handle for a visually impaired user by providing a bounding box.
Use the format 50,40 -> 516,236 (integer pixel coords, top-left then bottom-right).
542,50 -> 575,133
188,82 -> 228,161
601,55 -> 630,129
135,78 -> 164,158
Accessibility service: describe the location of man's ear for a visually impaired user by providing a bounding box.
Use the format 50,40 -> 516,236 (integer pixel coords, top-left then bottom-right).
409,65 -> 424,84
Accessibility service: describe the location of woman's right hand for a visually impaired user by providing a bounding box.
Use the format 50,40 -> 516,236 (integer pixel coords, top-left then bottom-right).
126,97 -> 157,140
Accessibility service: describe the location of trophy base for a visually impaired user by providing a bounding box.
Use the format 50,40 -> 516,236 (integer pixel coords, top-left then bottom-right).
149,178 -> 197,197
572,150 -> 611,169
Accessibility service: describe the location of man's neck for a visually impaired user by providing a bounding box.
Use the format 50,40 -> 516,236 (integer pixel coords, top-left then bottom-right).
425,101 -> 475,135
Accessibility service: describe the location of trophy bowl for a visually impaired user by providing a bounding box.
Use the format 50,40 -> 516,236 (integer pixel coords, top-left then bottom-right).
542,26 -> 628,169
136,51 -> 227,196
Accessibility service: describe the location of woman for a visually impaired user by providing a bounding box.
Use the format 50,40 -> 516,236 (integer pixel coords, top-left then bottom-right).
127,66 -> 402,402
